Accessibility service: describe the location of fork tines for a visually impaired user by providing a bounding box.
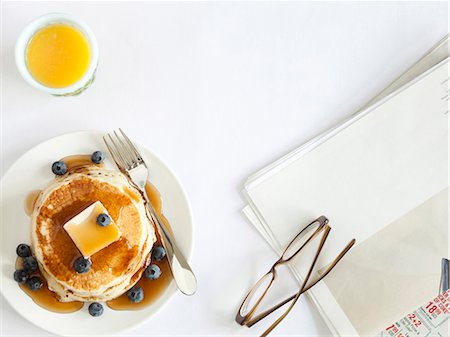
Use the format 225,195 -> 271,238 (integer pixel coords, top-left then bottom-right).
103,129 -> 144,170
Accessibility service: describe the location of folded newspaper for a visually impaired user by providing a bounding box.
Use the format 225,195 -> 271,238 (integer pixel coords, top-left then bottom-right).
376,290 -> 449,337
243,35 -> 449,337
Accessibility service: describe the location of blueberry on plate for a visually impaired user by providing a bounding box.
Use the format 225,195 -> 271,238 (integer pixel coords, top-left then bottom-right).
91,151 -> 105,164
51,161 -> 68,175
14,270 -> 28,284
151,245 -> 166,261
144,264 -> 161,280
27,276 -> 43,291
127,285 -> 144,303
88,302 -> 104,317
23,256 -> 38,273
73,257 -> 91,274
96,213 -> 111,227
16,243 -> 31,258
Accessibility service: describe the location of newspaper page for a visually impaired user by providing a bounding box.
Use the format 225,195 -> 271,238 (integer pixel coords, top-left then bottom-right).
377,290 -> 449,337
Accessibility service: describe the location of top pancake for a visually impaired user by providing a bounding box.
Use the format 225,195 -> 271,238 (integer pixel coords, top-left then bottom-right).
31,167 -> 155,302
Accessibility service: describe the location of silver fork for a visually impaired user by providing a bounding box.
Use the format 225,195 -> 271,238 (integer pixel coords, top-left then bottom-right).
103,129 -> 197,296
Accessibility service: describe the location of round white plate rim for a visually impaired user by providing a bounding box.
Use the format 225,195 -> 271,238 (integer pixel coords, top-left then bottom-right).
0,130 -> 194,336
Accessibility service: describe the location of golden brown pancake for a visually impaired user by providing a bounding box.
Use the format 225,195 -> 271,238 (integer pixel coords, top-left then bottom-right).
31,167 -> 155,302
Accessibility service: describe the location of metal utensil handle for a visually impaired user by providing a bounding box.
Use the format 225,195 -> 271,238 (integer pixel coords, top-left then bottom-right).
145,199 -> 197,296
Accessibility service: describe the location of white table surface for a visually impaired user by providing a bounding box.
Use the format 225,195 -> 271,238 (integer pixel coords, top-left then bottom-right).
1,1 -> 448,336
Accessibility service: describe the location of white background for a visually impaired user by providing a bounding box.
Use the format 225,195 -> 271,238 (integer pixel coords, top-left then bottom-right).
1,1 -> 448,336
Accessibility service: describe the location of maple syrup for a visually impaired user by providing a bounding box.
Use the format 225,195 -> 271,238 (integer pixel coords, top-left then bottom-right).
24,190 -> 41,216
19,154 -> 173,313
61,154 -> 104,171
15,258 -> 84,313
23,155 -> 99,217
107,182 -> 173,310
145,182 -> 174,237
106,248 -> 171,310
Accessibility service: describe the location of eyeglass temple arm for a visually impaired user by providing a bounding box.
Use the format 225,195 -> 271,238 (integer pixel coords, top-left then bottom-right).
247,238 -> 356,328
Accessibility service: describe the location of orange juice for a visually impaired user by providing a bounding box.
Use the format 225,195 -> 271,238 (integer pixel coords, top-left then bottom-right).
26,24 -> 91,88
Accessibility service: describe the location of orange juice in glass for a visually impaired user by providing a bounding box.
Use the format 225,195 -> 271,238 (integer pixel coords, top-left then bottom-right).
16,13 -> 98,96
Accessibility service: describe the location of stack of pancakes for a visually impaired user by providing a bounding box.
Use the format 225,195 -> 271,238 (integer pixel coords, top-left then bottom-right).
31,167 -> 155,302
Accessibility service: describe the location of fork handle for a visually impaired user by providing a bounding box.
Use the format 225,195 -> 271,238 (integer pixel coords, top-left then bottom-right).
145,200 -> 197,296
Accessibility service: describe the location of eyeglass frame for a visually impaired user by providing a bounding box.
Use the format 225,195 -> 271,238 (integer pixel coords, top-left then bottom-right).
235,215 -> 356,336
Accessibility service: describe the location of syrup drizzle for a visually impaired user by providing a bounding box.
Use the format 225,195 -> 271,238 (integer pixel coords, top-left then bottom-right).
106,182 -> 173,310
24,190 -> 41,216
20,155 -> 173,313
62,155 -> 104,171
15,258 -> 84,313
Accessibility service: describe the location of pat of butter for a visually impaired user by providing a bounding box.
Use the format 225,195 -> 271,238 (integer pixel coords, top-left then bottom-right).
63,201 -> 121,258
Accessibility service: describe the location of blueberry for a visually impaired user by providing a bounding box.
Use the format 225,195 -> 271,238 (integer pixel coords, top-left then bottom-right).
27,276 -> 43,291
16,244 -> 31,258
88,302 -> 104,317
151,245 -> 166,261
73,257 -> 91,274
14,270 -> 28,284
91,151 -> 105,164
51,161 -> 68,175
96,213 -> 111,227
144,264 -> 161,280
23,256 -> 38,273
127,285 -> 144,303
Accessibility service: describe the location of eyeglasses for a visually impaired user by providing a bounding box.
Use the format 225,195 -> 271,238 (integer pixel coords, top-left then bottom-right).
236,216 -> 356,337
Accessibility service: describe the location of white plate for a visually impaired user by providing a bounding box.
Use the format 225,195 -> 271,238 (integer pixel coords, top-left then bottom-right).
0,131 -> 194,336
